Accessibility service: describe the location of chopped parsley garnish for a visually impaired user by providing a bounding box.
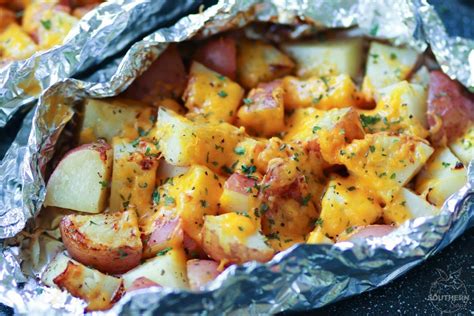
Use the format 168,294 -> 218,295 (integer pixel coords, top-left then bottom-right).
441,162 -> 450,168
218,90 -> 228,98
234,146 -> 245,155
369,145 -> 376,153
99,180 -> 108,189
152,190 -> 160,204
312,126 -> 321,133
360,114 -> 381,128
164,196 -> 176,205
156,247 -> 172,256
243,98 -> 253,105
40,19 -> 52,30
300,194 -> 312,206
241,164 -> 256,175
314,218 -> 324,227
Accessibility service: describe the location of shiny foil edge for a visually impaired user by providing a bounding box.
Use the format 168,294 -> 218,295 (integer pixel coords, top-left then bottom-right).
0,0 -> 473,315
0,0 -> 201,127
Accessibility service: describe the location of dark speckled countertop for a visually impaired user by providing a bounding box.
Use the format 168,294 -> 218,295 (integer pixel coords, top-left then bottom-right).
0,1 -> 473,315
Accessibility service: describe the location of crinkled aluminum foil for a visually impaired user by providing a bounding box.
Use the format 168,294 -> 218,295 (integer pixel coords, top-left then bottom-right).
0,0 -> 202,127
1,0 -> 473,314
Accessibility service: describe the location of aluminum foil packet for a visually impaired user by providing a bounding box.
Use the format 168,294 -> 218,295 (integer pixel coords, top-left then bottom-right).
1,0 -> 473,314
0,0 -> 202,127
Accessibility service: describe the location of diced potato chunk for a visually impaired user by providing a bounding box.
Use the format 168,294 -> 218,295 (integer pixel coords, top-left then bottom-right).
281,38 -> 363,79
36,10 -> 78,49
202,213 -> 274,264
306,227 -> 334,244
362,42 -> 419,100
336,132 -> 434,202
359,81 -> 429,138
219,173 -> 260,215
109,138 -> 159,215
237,80 -> 285,137
449,126 -> 473,165
282,74 -> 364,110
237,39 -> 294,88
154,108 -> 246,173
183,62 -> 244,122
80,98 -> 155,144
122,248 -> 188,290
318,177 -> 382,238
384,188 -> 439,225
410,66 -> 430,88
42,253 -> 123,311
151,165 -> 224,243
415,147 -> 467,207
0,23 -> 37,60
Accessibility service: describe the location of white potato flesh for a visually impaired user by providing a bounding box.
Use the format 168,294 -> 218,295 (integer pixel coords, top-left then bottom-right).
363,42 -> 419,100
281,38 -> 363,78
122,248 -> 189,290
44,142 -> 112,213
449,126 -> 473,166
416,147 -> 467,207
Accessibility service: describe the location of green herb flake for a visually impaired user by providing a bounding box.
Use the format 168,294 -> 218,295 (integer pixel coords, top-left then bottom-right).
40,19 -> 52,30
360,114 -> 381,128
315,218 -> 324,227
441,162 -> 450,168
241,164 -> 256,175
312,126 -> 321,133
218,90 -> 228,98
99,180 -> 108,189
243,98 -> 253,105
118,249 -> 128,259
301,194 -> 312,206
369,23 -> 379,36
164,196 -> 176,205
234,147 -> 245,155
156,247 -> 172,256
152,190 -> 160,204
369,145 -> 376,153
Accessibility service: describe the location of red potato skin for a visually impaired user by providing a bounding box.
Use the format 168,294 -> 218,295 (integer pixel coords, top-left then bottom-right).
127,277 -> 161,292
183,232 -> 207,259
142,216 -> 183,258
186,259 -> 220,290
427,70 -> 474,145
224,173 -> 258,195
248,80 -> 283,111
193,36 -> 237,80
123,45 -> 187,102
0,8 -> 16,32
59,217 -> 142,275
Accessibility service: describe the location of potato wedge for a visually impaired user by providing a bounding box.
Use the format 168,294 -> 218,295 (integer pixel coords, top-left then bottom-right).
237,39 -> 294,88
79,98 -> 156,144
415,147 -> 467,207
183,62 -> 244,122
237,80 -> 285,137
202,213 -> 274,264
44,141 -> 112,213
122,247 -> 188,290
60,210 -> 142,274
282,38 -> 363,79
42,252 -> 123,311
362,42 -> 418,101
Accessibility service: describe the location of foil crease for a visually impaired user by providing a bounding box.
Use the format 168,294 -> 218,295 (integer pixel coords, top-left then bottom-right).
0,0 -> 473,314
0,0 -> 202,127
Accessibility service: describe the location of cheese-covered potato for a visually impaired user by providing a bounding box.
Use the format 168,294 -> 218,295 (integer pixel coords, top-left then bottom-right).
282,38 -> 363,79
202,213 -> 274,264
237,80 -> 285,137
237,39 -> 294,88
0,23 -> 38,60
362,42 -> 419,101
359,81 -> 429,139
109,137 -> 159,215
449,126 -> 473,165
184,62 -> 244,122
335,132 -> 434,202
319,176 -> 382,238
154,108 -> 246,173
282,74 -> 365,110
